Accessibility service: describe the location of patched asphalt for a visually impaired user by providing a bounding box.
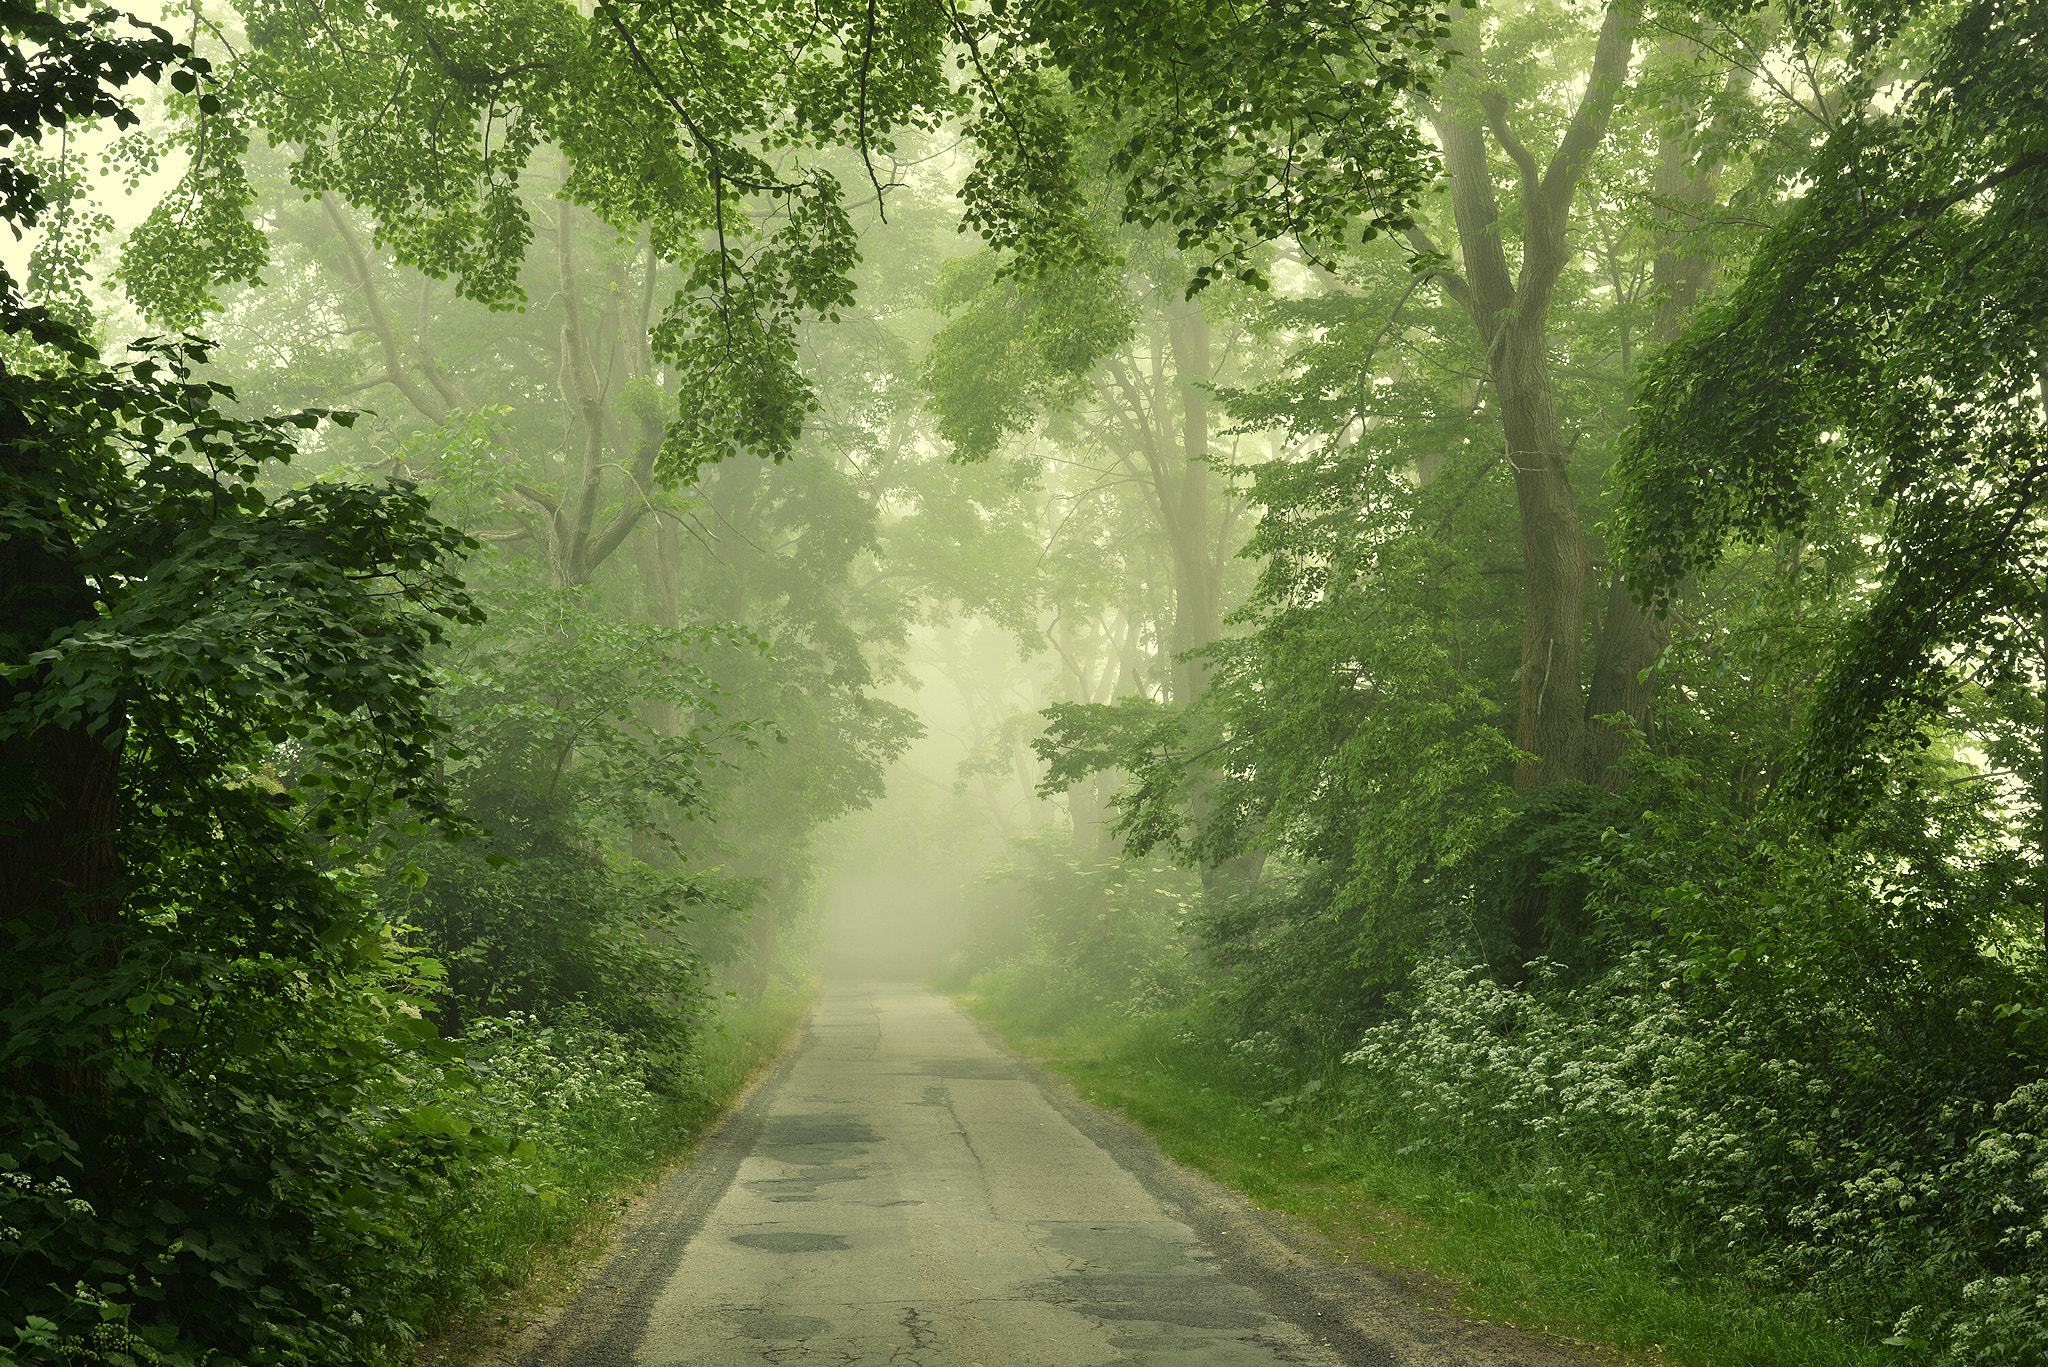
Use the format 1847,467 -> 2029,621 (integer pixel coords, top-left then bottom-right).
517,982 -> 1595,1367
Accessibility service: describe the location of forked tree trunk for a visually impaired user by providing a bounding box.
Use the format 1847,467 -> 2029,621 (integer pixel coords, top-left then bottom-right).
1416,0 -> 1642,791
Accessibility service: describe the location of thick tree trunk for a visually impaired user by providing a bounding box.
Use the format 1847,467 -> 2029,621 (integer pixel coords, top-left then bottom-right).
1420,0 -> 1640,791
1576,574 -> 1668,781
1498,318 -> 1592,789
0,431 -> 123,932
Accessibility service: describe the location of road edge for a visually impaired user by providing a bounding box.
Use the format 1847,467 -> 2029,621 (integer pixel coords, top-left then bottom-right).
508,1009 -> 812,1367
959,1007 -> 1602,1367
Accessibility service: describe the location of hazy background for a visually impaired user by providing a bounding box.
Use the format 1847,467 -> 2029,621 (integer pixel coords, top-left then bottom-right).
813,621 -> 1053,982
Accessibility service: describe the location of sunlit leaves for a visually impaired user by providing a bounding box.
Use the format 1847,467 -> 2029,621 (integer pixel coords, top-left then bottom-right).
1612,0 -> 2048,825
953,0 -> 1447,294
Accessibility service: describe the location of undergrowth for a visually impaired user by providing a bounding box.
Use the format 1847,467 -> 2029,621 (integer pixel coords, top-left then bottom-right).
960,978 -> 1902,1367
400,989 -> 809,1348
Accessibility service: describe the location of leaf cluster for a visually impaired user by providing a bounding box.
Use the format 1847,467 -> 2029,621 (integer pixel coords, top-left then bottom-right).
953,0 -> 1458,292
1612,0 -> 2048,823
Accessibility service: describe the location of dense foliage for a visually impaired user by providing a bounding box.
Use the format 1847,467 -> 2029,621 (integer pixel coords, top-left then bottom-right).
2,0 -> 2043,1361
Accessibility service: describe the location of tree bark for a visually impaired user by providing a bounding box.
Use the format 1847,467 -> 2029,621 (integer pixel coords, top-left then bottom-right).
1417,0 -> 1641,790
0,419 -> 123,934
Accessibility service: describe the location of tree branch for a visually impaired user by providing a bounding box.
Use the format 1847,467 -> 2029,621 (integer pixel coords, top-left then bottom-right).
322,192 -> 449,424
1403,222 -> 1475,314
1536,0 -> 1643,236
1478,90 -> 1542,195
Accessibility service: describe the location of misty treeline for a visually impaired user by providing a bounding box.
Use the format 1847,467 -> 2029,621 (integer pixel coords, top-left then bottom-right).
0,0 -> 2040,1360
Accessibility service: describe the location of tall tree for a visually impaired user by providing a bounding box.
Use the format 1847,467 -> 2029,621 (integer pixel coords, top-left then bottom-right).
1405,0 -> 1655,790
926,248 -> 1255,705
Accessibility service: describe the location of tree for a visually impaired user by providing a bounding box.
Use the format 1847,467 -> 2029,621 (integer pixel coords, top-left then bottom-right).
120,0 -> 1466,494
1402,0 -> 1661,790
1612,0 -> 2048,941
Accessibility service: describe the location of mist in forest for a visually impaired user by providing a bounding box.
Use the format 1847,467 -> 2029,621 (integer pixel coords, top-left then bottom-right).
6,1 -> 2046,1363
813,621 -> 1051,982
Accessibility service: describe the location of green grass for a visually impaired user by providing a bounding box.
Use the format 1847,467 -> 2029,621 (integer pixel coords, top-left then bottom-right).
403,988 -> 812,1362
959,993 -> 1899,1367
690,989 -> 815,1130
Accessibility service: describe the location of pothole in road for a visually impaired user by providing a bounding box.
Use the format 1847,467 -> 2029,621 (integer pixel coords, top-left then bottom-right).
757,1113 -> 880,1146
724,1312 -> 834,1340
744,1166 -> 865,1202
729,1232 -> 852,1253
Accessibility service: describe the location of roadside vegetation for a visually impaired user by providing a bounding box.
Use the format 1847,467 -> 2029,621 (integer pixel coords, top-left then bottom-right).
964,989 -> 1897,1367
399,991 -> 806,1359
2,0 -> 2042,1361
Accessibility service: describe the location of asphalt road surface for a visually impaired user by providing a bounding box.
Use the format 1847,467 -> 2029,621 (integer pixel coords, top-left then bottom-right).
519,982 -> 1589,1367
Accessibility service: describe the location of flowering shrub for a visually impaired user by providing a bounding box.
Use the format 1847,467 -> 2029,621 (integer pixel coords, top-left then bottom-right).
1343,957 -> 1705,1163
1342,951 -> 2048,1363
445,1013 -> 667,1153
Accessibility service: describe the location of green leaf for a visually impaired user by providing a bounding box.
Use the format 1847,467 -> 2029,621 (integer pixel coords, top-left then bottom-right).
406,1106 -> 472,1139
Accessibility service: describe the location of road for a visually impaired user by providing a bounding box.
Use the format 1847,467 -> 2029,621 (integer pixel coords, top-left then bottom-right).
519,982 -> 1589,1367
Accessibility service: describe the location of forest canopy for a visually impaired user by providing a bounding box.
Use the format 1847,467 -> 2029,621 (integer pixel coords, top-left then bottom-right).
1,0 -> 2044,1363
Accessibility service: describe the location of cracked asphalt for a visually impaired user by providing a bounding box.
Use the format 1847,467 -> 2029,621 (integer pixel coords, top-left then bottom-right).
518,982 -> 1594,1367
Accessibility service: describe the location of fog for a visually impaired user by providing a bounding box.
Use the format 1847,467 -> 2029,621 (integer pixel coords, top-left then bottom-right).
813,621 -> 1055,983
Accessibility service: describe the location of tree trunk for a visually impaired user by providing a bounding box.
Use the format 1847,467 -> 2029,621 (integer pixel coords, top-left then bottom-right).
1572,86 -> 1726,783
2038,584 -> 2047,957
0,429 -> 123,933
1419,0 -> 1640,791
1574,46 -> 1743,785
1498,313 -> 1592,789
1164,296 -> 1222,703
1162,296 -> 1262,898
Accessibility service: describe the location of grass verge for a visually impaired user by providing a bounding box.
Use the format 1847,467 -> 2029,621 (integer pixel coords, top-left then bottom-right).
402,987 -> 812,1366
958,994 -> 1897,1367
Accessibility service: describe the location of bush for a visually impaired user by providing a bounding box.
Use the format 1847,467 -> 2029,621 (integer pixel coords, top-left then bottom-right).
1,893 -> 480,1367
1340,900 -> 2046,1363
386,1010 -> 692,1331
962,830 -> 1199,1026
386,829 -> 712,1088
1191,861 -> 1424,1056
